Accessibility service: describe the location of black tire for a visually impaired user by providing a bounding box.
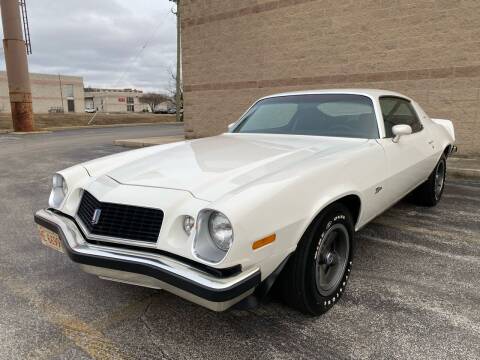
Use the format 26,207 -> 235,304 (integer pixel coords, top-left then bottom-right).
411,154 -> 447,207
280,203 -> 355,316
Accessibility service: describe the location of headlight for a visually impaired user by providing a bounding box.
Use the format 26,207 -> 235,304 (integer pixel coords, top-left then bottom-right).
48,174 -> 68,208
193,210 -> 234,263
208,211 -> 233,251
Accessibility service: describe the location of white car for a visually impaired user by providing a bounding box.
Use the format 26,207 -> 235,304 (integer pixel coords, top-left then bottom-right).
35,89 -> 456,315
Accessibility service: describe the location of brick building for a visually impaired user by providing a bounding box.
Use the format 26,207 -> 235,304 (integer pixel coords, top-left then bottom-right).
181,0 -> 480,154
0,71 -> 84,113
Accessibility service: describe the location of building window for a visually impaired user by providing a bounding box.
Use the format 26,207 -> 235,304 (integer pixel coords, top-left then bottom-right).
64,84 -> 74,98
127,97 -> 134,111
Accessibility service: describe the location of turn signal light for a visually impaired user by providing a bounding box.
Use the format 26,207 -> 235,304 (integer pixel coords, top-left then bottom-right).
252,234 -> 276,250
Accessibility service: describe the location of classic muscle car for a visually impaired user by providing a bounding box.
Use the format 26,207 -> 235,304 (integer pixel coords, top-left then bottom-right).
34,89 -> 456,315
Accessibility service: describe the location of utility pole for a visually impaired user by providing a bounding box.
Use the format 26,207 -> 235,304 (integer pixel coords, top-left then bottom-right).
170,0 -> 182,123
1,0 -> 34,131
58,74 -> 64,111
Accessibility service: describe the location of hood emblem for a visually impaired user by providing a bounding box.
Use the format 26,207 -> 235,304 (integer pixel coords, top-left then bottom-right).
91,209 -> 102,225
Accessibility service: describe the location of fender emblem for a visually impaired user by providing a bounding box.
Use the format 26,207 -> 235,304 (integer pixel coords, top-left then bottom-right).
375,186 -> 383,194
91,209 -> 102,225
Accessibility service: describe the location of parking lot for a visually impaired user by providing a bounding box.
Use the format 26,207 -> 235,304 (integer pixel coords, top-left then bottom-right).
1,124 -> 479,359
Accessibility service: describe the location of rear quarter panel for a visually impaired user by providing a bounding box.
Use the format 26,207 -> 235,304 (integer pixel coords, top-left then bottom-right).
431,118 -> 455,143
412,101 -> 455,154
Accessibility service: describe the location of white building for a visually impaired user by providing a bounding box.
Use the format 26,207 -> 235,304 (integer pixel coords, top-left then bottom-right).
0,71 -> 84,113
84,88 -> 149,113
0,71 -> 150,114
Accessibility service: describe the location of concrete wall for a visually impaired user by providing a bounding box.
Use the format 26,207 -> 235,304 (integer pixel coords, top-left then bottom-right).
181,0 -> 480,155
0,72 -> 84,113
85,90 -> 149,113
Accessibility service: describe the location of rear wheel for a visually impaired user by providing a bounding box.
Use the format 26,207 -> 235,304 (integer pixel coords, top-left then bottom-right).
280,203 -> 355,315
411,154 -> 446,207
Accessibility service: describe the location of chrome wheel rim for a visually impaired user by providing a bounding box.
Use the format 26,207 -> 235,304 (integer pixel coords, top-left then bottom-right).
435,160 -> 445,200
314,224 -> 350,296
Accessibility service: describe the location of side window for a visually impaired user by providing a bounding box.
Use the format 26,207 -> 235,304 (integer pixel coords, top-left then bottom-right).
380,97 -> 423,137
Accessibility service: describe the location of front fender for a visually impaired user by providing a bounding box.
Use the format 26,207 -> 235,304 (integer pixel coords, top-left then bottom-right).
54,165 -> 91,216
210,141 -> 383,279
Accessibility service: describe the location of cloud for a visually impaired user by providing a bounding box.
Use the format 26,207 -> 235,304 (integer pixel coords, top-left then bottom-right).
0,0 -> 177,93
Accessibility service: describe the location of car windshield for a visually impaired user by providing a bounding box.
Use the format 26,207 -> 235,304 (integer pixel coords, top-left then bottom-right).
233,94 -> 379,139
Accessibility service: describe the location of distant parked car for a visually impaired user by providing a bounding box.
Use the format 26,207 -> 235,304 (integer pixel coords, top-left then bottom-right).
167,107 -> 177,114
153,108 -> 168,114
85,108 -> 96,113
34,89 -> 456,315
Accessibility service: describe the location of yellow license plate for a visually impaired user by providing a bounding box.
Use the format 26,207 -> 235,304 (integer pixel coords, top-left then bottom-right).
38,225 -> 64,253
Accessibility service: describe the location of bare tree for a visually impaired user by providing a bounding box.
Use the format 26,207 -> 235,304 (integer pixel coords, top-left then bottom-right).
167,66 -> 182,105
139,93 -> 169,112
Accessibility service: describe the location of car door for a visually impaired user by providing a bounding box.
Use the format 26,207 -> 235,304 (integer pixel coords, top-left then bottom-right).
376,96 -> 437,203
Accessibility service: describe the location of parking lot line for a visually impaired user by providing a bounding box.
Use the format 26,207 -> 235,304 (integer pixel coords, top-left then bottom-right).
1,276 -> 129,360
91,295 -> 156,331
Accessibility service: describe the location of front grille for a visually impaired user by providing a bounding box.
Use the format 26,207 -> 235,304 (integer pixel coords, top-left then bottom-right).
77,191 -> 163,243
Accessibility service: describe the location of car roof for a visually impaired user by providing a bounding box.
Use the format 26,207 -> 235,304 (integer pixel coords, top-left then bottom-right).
260,89 -> 412,101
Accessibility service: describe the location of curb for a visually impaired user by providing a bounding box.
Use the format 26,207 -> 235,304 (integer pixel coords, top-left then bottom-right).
449,167 -> 480,180
113,136 -> 185,148
10,130 -> 52,135
43,122 -> 183,131
0,122 -> 183,133
448,157 -> 480,180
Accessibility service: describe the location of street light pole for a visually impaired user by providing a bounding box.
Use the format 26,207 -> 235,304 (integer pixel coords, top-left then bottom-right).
1,0 -> 34,131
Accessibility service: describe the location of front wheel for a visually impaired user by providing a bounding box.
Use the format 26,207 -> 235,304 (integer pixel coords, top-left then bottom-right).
411,154 -> 447,207
280,203 -> 355,316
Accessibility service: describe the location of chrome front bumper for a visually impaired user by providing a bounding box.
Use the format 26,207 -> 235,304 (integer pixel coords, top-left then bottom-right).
34,209 -> 261,312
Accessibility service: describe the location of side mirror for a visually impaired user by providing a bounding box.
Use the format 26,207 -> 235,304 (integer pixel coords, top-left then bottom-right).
392,124 -> 412,143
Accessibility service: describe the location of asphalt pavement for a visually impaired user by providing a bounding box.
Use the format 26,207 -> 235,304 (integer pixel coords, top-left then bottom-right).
0,124 -> 479,359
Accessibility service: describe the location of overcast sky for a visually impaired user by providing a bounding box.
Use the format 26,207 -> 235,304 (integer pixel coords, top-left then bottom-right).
0,0 -> 177,93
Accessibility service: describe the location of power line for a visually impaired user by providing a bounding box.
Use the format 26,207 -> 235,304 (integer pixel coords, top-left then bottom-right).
112,21 -> 163,88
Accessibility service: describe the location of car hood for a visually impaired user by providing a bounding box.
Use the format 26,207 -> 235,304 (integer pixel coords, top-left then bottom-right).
103,134 -> 369,201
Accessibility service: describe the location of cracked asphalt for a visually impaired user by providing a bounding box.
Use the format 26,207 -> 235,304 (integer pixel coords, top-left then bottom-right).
1,124 -> 479,359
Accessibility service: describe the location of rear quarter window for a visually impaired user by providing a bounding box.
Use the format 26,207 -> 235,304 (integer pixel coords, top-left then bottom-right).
380,97 -> 423,137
